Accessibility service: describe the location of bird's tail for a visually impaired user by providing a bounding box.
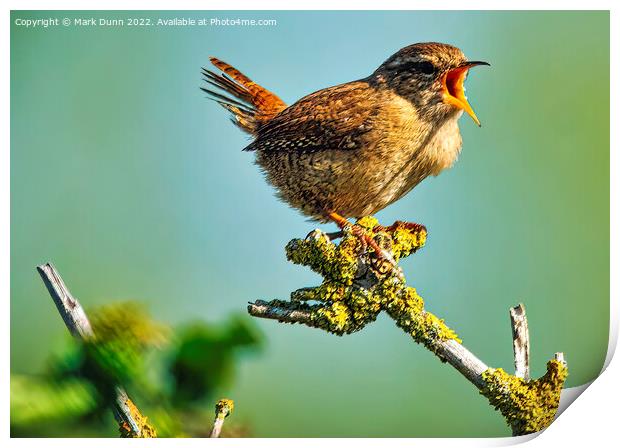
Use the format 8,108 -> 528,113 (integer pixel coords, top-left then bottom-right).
201,57 -> 287,135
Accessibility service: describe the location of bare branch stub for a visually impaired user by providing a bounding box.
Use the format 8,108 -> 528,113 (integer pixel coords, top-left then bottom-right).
248,300 -> 316,327
210,398 -> 234,438
247,216 -> 568,435
36,262 -> 153,438
510,303 -> 531,381
37,263 -> 93,339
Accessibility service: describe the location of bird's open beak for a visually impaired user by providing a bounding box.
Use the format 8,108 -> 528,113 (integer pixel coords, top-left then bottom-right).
441,61 -> 489,127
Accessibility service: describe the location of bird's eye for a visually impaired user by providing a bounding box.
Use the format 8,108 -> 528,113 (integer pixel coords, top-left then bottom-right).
401,60 -> 436,75
417,61 -> 435,75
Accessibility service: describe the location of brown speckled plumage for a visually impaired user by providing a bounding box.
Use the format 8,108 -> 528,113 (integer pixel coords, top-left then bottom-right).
202,42 -> 487,222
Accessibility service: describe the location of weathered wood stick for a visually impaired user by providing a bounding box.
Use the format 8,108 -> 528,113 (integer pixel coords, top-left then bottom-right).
510,303 -> 531,381
248,300 -> 317,329
36,262 -> 146,437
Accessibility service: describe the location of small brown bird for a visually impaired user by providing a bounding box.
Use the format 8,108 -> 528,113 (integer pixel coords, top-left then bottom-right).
202,42 -> 488,262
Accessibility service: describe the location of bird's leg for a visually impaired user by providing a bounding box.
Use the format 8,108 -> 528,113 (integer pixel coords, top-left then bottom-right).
327,212 -> 399,270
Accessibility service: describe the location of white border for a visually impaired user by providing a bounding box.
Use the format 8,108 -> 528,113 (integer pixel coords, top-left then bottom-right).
2,0 -> 618,10
3,1 -> 617,446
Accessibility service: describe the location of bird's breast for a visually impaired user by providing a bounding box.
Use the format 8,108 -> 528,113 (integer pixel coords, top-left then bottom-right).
372,95 -> 463,176
350,95 -> 463,214
420,112 -> 463,175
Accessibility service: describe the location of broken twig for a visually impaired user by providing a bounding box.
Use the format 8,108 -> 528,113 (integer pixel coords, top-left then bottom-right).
209,399 -> 234,438
37,262 -> 155,438
510,303 -> 531,381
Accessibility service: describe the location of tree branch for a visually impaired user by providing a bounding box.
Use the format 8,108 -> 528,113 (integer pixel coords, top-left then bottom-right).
247,217 -> 568,435
248,300 -> 490,389
36,262 -> 155,438
249,300 -> 322,329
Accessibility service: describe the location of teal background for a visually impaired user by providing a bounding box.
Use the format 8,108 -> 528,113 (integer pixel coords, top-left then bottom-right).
11,11 -> 609,437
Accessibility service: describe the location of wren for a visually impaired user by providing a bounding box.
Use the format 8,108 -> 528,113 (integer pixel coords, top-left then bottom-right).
202,42 -> 488,265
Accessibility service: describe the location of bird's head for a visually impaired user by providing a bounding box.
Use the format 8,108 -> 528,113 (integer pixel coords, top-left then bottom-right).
372,42 -> 489,126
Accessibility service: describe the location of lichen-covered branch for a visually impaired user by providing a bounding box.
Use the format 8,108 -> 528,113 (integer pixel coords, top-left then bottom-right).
209,398 -> 234,438
36,263 -> 156,438
247,217 -> 568,435
480,356 -> 567,435
115,388 -> 157,438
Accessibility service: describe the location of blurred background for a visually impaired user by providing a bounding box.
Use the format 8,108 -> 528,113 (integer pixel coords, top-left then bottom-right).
11,11 -> 609,437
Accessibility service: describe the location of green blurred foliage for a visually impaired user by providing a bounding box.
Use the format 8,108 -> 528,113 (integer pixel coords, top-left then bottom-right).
86,303 -> 167,397
10,302 -> 263,437
10,375 -> 97,429
169,314 -> 264,405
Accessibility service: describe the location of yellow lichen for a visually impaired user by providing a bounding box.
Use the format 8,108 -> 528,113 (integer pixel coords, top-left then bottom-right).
215,398 -> 234,418
356,215 -> 380,230
315,302 -> 352,333
384,285 -> 461,352
279,217 -> 456,344
480,360 -> 568,434
286,230 -> 358,284
119,397 -> 157,438
390,227 -> 427,260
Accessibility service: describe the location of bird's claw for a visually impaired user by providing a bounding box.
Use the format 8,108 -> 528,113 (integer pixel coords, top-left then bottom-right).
348,224 -> 404,281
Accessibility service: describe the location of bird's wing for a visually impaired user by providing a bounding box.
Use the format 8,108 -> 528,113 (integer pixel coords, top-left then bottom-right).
244,81 -> 380,152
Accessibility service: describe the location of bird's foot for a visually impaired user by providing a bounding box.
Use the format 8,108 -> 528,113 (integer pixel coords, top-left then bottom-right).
347,224 -> 397,266
326,212 -> 403,280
